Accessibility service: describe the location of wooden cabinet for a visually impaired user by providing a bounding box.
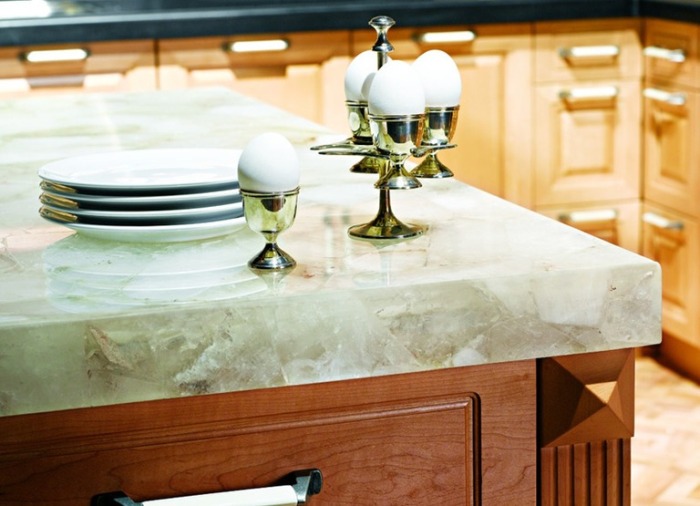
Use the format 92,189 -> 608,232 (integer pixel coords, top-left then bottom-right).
352,24 -> 533,206
0,40 -> 157,97
643,19 -> 700,377
157,31 -> 350,131
533,19 -> 642,251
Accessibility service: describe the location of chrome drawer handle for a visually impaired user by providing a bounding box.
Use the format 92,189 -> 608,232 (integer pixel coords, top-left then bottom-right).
20,48 -> 89,63
93,469 -> 322,506
559,45 -> 620,59
226,39 -> 290,53
643,212 -> 684,231
559,85 -> 618,102
416,30 -> 476,44
643,88 -> 687,106
559,209 -> 618,224
643,45 -> 686,63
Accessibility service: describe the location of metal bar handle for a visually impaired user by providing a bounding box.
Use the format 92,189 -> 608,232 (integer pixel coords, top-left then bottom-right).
643,45 -> 686,63
93,469 -> 322,506
643,212 -> 684,231
559,85 -> 618,102
559,209 -> 618,224
559,44 -> 619,59
643,87 -> 687,106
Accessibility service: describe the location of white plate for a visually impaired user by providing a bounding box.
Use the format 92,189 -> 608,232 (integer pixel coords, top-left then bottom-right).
40,197 -> 242,223
40,214 -> 247,243
40,182 -> 241,210
38,148 -> 241,195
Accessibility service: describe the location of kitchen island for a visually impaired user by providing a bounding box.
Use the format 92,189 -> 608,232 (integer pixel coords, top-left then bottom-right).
0,88 -> 660,504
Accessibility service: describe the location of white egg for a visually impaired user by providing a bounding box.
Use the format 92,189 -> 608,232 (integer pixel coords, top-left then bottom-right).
412,50 -> 462,107
237,132 -> 300,193
367,60 -> 426,116
344,50 -> 379,103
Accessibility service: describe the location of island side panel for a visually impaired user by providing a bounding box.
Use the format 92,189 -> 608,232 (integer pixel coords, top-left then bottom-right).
0,360 -> 536,505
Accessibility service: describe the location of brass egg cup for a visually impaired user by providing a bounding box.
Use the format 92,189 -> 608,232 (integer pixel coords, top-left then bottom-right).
411,105 -> 459,179
241,188 -> 299,271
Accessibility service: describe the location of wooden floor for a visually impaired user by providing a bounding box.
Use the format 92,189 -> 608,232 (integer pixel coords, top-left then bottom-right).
633,356 -> 700,505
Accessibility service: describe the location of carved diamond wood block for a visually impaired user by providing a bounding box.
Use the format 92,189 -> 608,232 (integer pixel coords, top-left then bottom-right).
539,349 -> 635,448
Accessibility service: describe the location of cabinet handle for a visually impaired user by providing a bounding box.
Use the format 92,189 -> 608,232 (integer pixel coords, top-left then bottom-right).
643,87 -> 686,106
559,209 -> 618,224
20,48 -> 89,63
92,469 -> 322,506
642,212 -> 684,231
415,30 -> 476,44
559,85 -> 618,102
643,45 -> 686,63
226,39 -> 290,53
558,45 -> 620,59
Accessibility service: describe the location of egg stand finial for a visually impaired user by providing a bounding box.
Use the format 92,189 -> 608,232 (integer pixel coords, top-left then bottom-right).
369,15 -> 394,69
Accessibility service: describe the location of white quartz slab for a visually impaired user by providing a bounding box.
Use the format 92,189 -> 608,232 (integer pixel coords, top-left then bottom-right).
0,89 -> 661,416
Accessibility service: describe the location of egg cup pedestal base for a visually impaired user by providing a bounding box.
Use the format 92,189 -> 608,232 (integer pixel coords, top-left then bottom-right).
348,188 -> 424,240
248,242 -> 296,271
411,149 -> 454,179
351,155 -> 385,174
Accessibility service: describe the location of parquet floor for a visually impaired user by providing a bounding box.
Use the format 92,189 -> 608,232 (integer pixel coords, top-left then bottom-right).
632,356 -> 700,505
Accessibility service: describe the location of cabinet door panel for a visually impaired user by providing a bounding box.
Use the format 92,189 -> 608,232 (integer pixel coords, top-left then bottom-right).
535,80 -> 640,206
642,203 -> 700,346
644,86 -> 700,217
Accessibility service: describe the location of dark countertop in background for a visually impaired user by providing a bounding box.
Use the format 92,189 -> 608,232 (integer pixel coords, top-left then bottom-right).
0,0 -> 698,46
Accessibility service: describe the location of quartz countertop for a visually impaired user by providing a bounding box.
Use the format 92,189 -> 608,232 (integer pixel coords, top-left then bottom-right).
0,88 -> 661,417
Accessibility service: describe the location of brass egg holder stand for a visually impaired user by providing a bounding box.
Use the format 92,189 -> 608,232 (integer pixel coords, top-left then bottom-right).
310,15 -> 458,241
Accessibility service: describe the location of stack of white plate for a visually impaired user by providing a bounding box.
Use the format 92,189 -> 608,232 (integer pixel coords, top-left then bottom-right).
38,148 -> 246,243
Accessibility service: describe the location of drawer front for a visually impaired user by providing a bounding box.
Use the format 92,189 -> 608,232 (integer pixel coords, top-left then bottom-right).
0,40 -> 156,96
537,200 -> 641,253
0,363 -> 537,505
535,19 -> 642,82
644,19 -> 700,89
158,31 -> 349,71
642,203 -> 700,346
644,84 -> 700,217
534,80 -> 641,206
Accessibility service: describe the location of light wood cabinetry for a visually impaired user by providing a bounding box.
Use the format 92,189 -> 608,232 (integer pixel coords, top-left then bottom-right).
643,19 -> 700,377
0,40 -> 157,97
533,19 -> 643,251
157,31 -> 350,131
352,24 -> 533,205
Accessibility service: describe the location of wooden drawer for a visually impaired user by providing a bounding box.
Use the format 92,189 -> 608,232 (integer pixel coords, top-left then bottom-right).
644,18 -> 700,90
644,83 -> 700,217
642,203 -> 700,348
0,362 -> 537,505
0,40 -> 156,97
537,200 -> 641,253
157,32 -> 350,128
535,19 -> 642,83
534,79 -> 641,206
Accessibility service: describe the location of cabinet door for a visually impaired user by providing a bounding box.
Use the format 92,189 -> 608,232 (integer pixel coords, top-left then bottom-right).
642,203 -> 700,347
0,41 -> 157,97
352,24 -> 533,205
644,19 -> 700,89
158,32 -> 349,129
534,80 -> 640,206
537,200 -> 641,252
644,85 -> 700,217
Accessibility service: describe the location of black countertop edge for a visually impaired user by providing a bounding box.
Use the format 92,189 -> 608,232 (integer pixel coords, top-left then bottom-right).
0,0 -> 689,47
641,0 -> 700,23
